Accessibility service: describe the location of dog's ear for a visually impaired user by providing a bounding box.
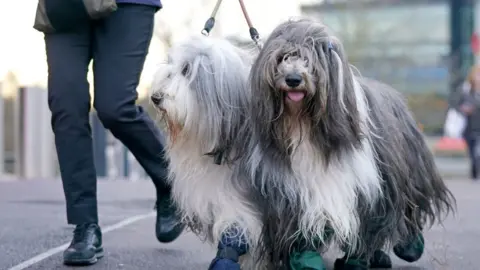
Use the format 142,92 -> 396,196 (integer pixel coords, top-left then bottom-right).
310,39 -> 363,159
317,39 -> 358,115
250,41 -> 286,143
187,52 -> 248,165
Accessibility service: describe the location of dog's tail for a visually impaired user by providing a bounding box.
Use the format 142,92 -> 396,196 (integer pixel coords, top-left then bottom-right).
355,77 -> 456,258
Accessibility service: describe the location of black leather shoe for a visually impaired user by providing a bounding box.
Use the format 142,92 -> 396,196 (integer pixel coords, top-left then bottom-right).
63,223 -> 103,266
155,195 -> 185,243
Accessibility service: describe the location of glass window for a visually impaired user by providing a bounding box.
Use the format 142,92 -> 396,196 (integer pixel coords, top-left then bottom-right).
318,4 -> 448,44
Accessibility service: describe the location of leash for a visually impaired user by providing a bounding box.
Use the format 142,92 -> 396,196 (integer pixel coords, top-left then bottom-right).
201,0 -> 223,36
200,0 -> 261,166
201,0 -> 262,50
237,0 -> 262,49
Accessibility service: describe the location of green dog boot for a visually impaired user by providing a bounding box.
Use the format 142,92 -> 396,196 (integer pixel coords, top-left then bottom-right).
393,233 -> 425,262
369,250 -> 392,268
289,250 -> 326,270
333,257 -> 368,270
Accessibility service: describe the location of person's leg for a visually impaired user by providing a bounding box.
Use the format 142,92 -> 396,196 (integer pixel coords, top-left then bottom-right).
466,137 -> 478,179
45,24 -> 103,265
472,136 -> 480,181
46,25 -> 96,225
91,3 -> 183,242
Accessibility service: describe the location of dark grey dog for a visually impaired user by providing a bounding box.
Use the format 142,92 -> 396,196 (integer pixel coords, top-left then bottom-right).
243,18 -> 455,270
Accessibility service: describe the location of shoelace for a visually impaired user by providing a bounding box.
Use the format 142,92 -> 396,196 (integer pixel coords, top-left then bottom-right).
72,224 -> 96,244
72,224 -> 88,243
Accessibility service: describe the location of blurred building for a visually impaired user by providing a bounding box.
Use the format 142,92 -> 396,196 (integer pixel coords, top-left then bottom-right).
302,0 -> 453,94
0,0 -> 305,99
0,0 -> 307,177
301,0 -> 479,133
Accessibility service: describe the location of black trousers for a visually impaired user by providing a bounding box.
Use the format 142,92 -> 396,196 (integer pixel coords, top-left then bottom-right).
45,4 -> 170,225
465,136 -> 479,179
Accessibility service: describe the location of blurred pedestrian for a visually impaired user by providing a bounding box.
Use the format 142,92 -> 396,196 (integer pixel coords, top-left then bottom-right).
454,65 -> 480,181
34,0 -> 184,266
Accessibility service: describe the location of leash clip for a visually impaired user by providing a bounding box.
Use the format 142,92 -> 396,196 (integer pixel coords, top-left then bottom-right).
202,17 -> 216,36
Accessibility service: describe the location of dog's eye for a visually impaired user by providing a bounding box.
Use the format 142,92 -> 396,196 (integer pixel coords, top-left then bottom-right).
181,63 -> 190,76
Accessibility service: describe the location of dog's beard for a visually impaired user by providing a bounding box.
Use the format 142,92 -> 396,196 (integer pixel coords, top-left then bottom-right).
158,110 -> 183,144
270,79 -> 318,143
280,92 -> 309,118
263,99 -> 310,159
283,92 -> 315,121
270,81 -> 313,122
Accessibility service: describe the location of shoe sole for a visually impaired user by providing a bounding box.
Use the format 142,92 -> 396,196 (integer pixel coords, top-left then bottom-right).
156,223 -> 186,243
63,247 -> 104,266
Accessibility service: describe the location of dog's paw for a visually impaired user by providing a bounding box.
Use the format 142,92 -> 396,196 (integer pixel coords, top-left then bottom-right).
333,258 -> 345,270
208,258 -> 241,270
333,258 -> 368,270
289,250 -> 326,270
369,250 -> 392,268
393,233 -> 425,262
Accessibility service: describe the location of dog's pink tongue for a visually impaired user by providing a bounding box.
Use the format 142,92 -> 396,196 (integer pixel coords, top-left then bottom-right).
287,91 -> 305,102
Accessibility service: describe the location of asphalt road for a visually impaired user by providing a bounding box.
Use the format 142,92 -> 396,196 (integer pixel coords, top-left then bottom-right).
1,179 -> 479,270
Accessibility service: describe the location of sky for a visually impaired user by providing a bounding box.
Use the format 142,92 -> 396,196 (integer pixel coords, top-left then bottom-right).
0,0 -> 314,99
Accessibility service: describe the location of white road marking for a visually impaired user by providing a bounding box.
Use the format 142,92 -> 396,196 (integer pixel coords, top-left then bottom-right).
8,211 -> 155,270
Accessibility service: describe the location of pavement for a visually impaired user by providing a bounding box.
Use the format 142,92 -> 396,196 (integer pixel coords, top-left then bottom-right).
424,136 -> 470,178
0,178 -> 479,270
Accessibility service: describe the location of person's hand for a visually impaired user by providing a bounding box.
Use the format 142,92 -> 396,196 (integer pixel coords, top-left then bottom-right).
460,104 -> 475,115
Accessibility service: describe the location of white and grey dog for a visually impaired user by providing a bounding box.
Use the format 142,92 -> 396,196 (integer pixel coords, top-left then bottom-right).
150,35 -> 264,268
243,19 -> 456,269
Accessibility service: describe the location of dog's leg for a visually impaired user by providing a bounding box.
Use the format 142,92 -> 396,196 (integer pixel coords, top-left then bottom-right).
368,250 -> 392,269
334,244 -> 392,270
334,248 -> 393,269
286,228 -> 333,270
333,252 -> 369,270
208,227 -> 248,270
394,207 -> 425,263
335,231 -> 425,270
393,232 -> 425,263
288,250 -> 326,270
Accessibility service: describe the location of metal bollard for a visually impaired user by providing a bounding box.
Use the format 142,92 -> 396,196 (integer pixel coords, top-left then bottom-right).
15,87 -> 56,179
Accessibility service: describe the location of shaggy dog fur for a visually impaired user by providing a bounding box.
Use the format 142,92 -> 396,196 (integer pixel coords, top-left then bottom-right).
150,35 -> 265,269
241,19 -> 456,269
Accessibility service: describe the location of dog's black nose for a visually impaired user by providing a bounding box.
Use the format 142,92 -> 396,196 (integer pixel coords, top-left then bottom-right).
285,74 -> 303,88
151,93 -> 163,105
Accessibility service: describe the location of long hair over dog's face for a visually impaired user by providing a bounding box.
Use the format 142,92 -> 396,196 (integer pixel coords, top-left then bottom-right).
151,36 -> 252,159
250,19 -> 365,163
